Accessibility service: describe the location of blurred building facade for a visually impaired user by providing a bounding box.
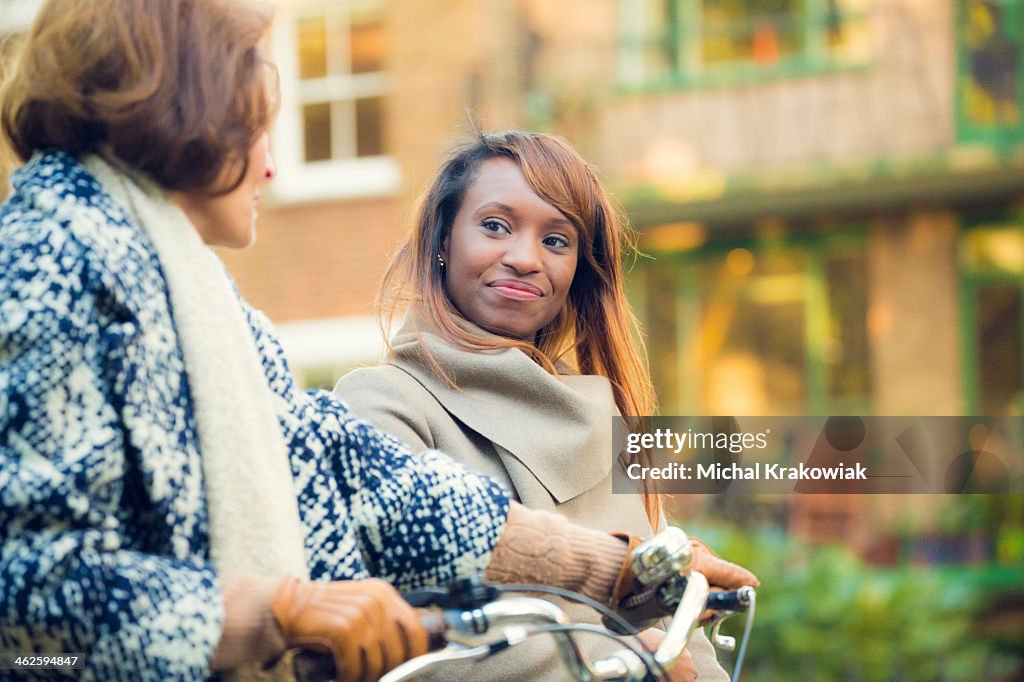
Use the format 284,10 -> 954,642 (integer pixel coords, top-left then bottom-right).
518,0 -> 1023,423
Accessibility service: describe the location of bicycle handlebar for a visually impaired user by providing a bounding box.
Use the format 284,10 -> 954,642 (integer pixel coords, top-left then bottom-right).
294,577 -> 755,682
292,527 -> 756,681
706,587 -> 754,613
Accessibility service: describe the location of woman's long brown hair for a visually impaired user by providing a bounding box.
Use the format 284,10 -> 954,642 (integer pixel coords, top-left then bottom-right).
379,130 -> 662,528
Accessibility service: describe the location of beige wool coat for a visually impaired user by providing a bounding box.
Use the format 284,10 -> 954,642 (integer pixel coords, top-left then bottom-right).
334,321 -> 729,681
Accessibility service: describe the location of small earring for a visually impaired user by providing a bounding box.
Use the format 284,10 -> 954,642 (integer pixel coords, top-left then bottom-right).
437,253 -> 445,268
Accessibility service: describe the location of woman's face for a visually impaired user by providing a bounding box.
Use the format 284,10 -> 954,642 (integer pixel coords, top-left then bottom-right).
172,133 -> 275,249
442,158 -> 579,342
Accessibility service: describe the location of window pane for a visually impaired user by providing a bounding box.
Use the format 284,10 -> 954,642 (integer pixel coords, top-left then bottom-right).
698,250 -> 808,415
825,250 -> 871,401
975,284 -> 1022,414
303,103 -> 331,162
701,0 -> 803,67
351,18 -> 387,73
298,16 -> 328,80
962,0 -> 1020,129
827,0 -> 873,64
961,226 -> 1024,273
355,96 -> 385,157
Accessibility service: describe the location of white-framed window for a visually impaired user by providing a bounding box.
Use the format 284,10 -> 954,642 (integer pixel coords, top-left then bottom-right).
269,0 -> 399,203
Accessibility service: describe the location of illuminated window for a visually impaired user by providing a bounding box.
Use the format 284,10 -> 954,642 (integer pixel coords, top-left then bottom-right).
640,236 -> 871,415
270,2 -> 398,202
959,221 -> 1024,415
295,10 -> 387,162
619,0 -> 873,87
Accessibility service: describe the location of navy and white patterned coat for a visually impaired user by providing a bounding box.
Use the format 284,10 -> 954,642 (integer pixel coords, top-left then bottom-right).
0,152 -> 510,680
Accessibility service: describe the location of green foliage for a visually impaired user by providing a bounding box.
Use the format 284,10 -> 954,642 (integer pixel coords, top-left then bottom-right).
683,524 -> 1022,681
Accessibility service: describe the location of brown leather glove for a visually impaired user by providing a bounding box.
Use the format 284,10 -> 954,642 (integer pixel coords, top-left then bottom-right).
689,536 -> 760,589
609,532 -> 644,608
270,576 -> 428,682
608,533 -> 759,628
606,532 -> 673,632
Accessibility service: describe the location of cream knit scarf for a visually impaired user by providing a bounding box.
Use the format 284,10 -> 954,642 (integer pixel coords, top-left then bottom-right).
83,155 -> 309,582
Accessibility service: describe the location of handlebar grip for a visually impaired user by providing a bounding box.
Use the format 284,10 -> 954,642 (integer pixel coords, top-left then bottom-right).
705,588 -> 751,613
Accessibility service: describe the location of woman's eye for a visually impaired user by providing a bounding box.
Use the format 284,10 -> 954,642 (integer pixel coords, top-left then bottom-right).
543,235 -> 571,248
481,219 -> 508,234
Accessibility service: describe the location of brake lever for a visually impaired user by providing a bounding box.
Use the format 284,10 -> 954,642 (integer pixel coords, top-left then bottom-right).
707,615 -> 736,651
703,586 -> 756,651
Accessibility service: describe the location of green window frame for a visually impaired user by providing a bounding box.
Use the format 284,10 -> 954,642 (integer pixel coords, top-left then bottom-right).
958,214 -> 1024,415
955,0 -> 1024,146
618,0 -> 873,90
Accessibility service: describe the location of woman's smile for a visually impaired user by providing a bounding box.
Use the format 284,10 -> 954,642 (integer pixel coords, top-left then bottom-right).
488,279 -> 544,300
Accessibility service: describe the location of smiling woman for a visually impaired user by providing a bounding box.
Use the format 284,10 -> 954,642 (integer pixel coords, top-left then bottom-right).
335,130 -> 754,682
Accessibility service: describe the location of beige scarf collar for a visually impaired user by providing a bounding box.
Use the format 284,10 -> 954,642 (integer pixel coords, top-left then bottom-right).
83,155 -> 309,581
387,314 -> 618,504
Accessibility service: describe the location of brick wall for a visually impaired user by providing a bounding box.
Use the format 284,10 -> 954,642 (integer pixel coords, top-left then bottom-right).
218,196 -> 404,322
